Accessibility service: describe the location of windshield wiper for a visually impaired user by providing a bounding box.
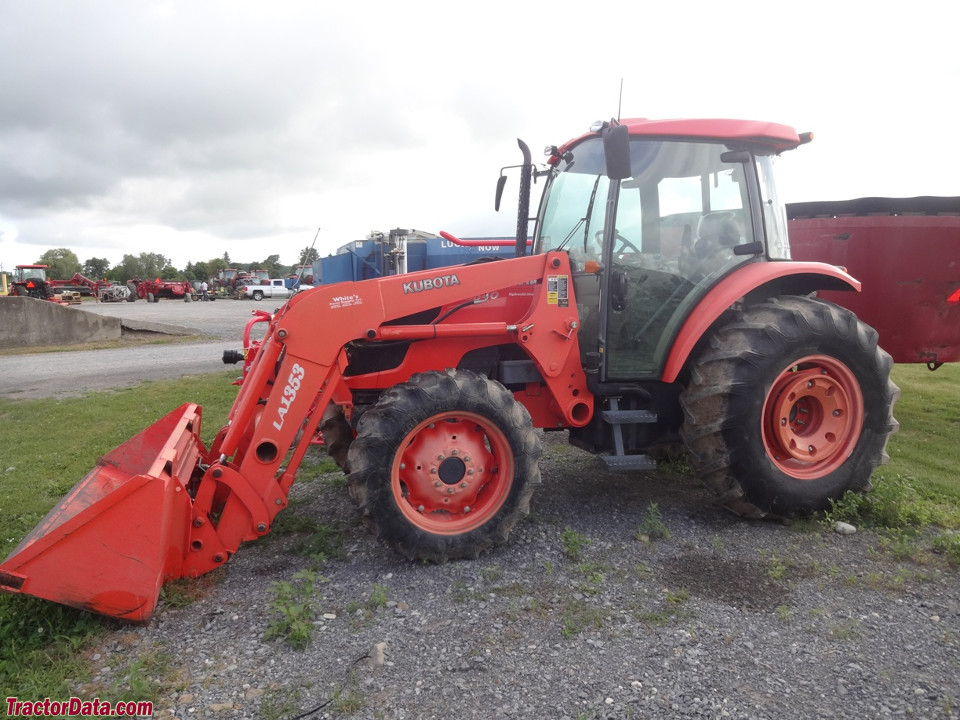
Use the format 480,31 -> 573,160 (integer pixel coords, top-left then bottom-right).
556,218 -> 585,252
582,174 -> 602,253
555,174 -> 603,253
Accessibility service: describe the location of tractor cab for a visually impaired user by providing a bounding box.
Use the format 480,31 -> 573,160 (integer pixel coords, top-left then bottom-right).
535,121 -> 794,381
529,119 -> 820,465
15,264 -> 49,282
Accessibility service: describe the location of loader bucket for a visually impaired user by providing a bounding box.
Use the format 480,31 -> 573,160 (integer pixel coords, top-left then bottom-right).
0,403 -> 207,622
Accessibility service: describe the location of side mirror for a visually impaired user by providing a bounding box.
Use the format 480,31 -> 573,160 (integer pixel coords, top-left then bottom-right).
603,124 -> 632,180
495,175 -> 508,211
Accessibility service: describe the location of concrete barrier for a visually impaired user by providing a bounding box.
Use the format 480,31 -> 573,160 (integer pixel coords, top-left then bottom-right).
0,296 -> 122,348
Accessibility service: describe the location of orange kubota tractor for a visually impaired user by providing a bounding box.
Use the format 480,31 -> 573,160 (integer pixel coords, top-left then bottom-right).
0,118 -> 899,621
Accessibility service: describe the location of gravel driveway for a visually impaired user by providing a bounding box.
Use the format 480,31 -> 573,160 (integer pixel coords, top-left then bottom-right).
6,298 -> 959,719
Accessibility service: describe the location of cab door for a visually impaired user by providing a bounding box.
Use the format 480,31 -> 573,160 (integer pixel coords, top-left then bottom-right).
603,148 -> 755,380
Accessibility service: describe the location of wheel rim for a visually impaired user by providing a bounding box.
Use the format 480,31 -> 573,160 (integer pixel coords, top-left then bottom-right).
761,355 -> 864,480
391,411 -> 514,535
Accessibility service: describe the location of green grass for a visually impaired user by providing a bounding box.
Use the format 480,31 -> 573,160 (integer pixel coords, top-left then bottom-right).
0,371 -> 240,698
0,370 -> 239,557
885,364 -> 960,501
816,366 -> 960,567
263,570 -> 322,650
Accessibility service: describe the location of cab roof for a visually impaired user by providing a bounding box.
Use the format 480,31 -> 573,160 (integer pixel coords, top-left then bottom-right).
558,118 -> 804,155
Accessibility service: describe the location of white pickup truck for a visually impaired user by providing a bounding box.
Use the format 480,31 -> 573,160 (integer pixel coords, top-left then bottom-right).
239,278 -> 310,301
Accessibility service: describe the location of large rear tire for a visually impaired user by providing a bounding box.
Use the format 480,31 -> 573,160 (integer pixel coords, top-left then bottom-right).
346,369 -> 541,561
680,295 -> 899,518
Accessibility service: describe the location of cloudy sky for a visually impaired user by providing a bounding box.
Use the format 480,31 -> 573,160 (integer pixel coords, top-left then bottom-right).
0,0 -> 957,272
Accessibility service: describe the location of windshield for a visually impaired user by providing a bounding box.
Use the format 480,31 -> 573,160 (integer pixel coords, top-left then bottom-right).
18,267 -> 47,282
536,137 -> 756,272
537,136 -> 762,379
537,139 -> 611,255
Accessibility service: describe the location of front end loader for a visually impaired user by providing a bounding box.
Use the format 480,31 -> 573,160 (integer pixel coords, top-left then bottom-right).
1,118 -> 898,620
0,252 -> 593,619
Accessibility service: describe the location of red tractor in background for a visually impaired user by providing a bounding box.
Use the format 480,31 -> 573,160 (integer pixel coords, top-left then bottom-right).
7,265 -> 131,302
7,265 -> 61,300
128,277 -> 198,302
0,117 -> 899,621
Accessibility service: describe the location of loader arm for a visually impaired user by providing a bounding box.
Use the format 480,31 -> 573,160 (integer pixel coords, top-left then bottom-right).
207,251 -> 592,531
0,251 -> 591,620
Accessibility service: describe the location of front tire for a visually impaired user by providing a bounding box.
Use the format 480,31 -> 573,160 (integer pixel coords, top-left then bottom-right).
680,295 -> 899,518
319,404 -> 354,472
346,369 -> 541,561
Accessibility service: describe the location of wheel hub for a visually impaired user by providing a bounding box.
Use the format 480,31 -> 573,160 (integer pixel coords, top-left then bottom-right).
391,412 -> 512,533
438,456 -> 467,485
772,369 -> 849,461
762,356 -> 864,479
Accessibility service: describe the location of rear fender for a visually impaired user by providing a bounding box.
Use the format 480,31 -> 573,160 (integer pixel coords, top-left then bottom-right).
661,262 -> 860,383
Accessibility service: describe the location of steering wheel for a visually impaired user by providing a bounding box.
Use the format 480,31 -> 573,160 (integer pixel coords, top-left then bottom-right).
594,230 -> 641,257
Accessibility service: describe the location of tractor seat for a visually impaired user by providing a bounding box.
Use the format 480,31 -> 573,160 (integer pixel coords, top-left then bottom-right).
695,211 -> 742,252
679,211 -> 743,283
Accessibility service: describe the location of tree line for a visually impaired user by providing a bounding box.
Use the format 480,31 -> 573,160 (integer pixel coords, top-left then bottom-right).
21,247 -> 321,283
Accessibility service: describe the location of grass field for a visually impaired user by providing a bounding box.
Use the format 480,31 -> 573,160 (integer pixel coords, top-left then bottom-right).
0,371 -> 241,559
885,363 -> 960,500
0,363 -> 958,697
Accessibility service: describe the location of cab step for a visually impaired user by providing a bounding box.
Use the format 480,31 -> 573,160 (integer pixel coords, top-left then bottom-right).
598,399 -> 659,472
600,409 -> 657,424
599,454 -> 658,471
